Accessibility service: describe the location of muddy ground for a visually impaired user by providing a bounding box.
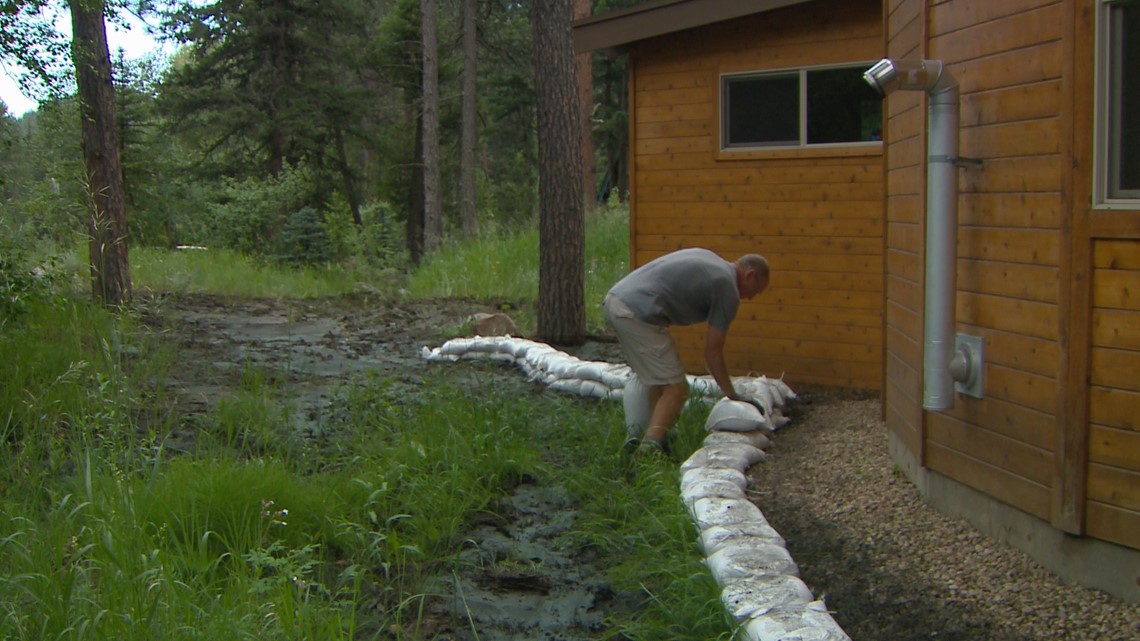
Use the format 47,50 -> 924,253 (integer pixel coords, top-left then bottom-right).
142,293 -> 1140,641
143,292 -> 633,640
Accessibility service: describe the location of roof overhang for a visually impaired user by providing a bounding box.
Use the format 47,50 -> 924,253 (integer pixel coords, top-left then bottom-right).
572,0 -> 815,54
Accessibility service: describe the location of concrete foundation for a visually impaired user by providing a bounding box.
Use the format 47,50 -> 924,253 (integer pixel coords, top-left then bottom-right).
887,430 -> 1140,604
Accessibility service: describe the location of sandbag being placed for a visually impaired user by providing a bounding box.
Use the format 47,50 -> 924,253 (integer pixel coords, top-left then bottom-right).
705,398 -> 769,433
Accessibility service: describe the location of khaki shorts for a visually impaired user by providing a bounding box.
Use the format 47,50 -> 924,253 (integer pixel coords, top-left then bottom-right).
604,293 -> 687,386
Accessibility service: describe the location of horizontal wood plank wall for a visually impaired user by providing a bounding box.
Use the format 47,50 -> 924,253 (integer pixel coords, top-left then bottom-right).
1087,240 -> 1140,548
883,0 -> 926,462
627,0 -> 885,390
919,0 -> 1066,523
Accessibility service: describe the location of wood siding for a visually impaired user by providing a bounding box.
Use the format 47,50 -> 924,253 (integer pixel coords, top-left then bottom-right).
627,0 -> 885,389
883,0 -> 926,462
1088,240 -> 1140,547
883,0 -> 1140,552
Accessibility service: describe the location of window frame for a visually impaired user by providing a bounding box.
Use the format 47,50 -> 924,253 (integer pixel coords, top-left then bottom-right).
719,62 -> 883,153
1094,0 -> 1140,208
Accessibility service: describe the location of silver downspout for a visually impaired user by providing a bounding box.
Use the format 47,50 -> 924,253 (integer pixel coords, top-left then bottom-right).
863,59 -> 983,411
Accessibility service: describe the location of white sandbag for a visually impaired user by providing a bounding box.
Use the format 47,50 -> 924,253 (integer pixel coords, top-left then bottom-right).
681,478 -> 747,508
770,412 -> 792,429
420,345 -> 455,361
577,379 -> 613,399
705,398 -> 770,433
597,363 -> 633,389
692,497 -> 766,530
722,574 -> 814,622
699,522 -> 785,556
549,378 -> 584,396
705,542 -> 798,586
681,444 -> 766,473
703,430 -> 771,451
680,467 -> 748,494
622,374 -> 651,438
744,601 -> 851,641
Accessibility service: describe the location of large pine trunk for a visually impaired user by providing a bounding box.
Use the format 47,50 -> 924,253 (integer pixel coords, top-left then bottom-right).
70,0 -> 131,306
533,0 -> 585,346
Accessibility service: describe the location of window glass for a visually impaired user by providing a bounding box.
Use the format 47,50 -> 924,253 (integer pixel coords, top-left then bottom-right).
807,67 -> 884,144
724,73 -> 798,147
1110,1 -> 1139,196
721,65 -> 881,150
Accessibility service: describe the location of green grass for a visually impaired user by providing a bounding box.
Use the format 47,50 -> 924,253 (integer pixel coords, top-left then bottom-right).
0,201 -> 738,640
406,199 -> 630,334
132,246 -> 378,299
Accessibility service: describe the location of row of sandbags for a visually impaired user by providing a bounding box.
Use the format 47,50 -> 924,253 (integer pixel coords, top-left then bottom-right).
683,399 -> 851,640
420,335 -> 795,433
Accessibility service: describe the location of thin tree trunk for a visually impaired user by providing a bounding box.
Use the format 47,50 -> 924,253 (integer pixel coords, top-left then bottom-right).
533,0 -> 585,346
69,0 -> 131,306
334,126 -> 363,226
421,0 -> 443,251
459,0 -> 478,237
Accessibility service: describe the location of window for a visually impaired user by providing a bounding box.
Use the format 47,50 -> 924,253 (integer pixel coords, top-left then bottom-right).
721,64 -> 882,150
1097,0 -> 1140,203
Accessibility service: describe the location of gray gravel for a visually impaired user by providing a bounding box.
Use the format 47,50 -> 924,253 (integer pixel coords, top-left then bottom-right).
746,390 -> 1140,641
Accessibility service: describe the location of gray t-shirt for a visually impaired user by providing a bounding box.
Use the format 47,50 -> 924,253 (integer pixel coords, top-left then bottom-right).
608,248 -> 740,331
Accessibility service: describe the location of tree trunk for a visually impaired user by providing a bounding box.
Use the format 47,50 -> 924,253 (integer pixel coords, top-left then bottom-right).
69,0 -> 131,306
533,0 -> 585,346
573,0 -> 594,206
459,0 -> 478,237
334,126 -> 363,226
421,0 -> 443,252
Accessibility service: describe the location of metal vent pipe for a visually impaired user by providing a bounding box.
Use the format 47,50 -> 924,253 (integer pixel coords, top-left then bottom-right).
864,58 -> 979,411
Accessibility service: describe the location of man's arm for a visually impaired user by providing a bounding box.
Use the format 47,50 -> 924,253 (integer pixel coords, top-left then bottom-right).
704,325 -> 740,400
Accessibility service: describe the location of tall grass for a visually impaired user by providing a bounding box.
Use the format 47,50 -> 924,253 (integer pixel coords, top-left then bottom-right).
406,198 -> 630,334
131,246 -> 374,299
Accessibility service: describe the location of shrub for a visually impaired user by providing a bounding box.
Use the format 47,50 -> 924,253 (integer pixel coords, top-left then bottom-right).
274,206 -> 333,265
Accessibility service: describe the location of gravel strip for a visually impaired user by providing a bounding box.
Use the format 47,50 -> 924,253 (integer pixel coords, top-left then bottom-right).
746,390 -> 1140,641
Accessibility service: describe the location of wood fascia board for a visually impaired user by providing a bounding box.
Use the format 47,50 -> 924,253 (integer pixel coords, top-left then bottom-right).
572,0 -> 813,54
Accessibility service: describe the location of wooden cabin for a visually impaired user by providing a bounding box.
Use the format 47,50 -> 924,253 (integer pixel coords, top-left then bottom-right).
574,0 -> 1140,602
576,0 -> 886,391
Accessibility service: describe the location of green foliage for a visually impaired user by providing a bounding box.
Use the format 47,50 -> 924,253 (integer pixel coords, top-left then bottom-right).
206,165 -> 316,254
273,207 -> 333,266
323,198 -> 406,270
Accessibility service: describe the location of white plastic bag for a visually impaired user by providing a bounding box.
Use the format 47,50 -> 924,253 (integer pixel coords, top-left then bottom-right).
622,374 -> 651,439
705,398 -> 769,433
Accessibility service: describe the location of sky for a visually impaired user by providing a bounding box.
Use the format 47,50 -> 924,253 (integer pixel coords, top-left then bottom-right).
1,10 -> 168,118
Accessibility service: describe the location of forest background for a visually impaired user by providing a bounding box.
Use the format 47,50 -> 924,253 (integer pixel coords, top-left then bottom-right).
1,0 -> 644,339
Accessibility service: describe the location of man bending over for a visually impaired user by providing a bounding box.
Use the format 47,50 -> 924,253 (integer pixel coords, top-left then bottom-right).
604,248 -> 770,455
